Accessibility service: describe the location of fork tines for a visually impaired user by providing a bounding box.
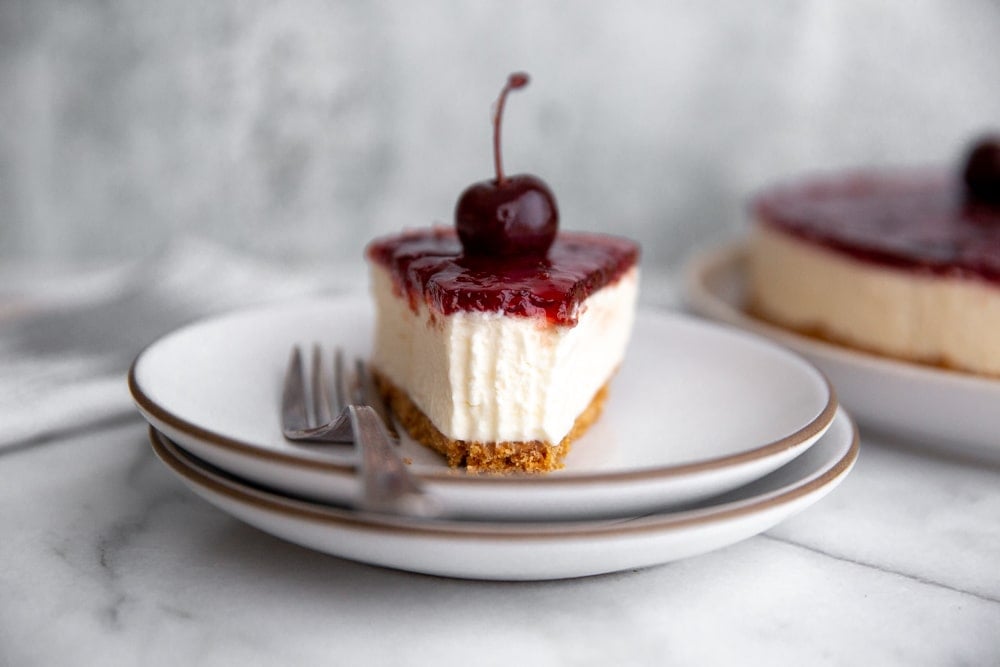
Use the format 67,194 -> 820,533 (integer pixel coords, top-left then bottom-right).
281,344 -> 353,443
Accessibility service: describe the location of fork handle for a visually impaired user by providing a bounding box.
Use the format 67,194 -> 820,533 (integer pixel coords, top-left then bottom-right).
348,405 -> 437,517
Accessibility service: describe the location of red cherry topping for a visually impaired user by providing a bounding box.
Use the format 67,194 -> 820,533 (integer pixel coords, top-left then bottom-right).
963,136 -> 1000,205
456,72 -> 559,257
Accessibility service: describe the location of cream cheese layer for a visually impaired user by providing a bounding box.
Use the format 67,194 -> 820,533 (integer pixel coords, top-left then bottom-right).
370,264 -> 639,444
749,224 -> 1000,375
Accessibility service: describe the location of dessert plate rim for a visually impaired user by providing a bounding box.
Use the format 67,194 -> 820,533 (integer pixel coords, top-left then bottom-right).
684,241 -> 1000,454
148,408 -> 858,580
128,295 -> 838,520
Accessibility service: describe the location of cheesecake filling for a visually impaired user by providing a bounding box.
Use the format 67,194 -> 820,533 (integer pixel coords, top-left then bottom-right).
749,223 -> 1000,375
369,264 -> 639,444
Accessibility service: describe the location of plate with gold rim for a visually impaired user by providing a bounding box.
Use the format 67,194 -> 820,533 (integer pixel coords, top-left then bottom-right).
129,295 -> 837,520
149,407 -> 857,580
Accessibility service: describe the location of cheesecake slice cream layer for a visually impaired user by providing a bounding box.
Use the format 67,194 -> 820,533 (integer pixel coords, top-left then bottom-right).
749,224 -> 1000,376
369,264 -> 639,450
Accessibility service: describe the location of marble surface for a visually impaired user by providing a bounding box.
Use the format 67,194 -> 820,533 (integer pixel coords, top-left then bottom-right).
2,245 -> 1000,665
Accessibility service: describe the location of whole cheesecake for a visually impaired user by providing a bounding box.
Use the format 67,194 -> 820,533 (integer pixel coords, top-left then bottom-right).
747,139 -> 1000,376
365,73 -> 640,472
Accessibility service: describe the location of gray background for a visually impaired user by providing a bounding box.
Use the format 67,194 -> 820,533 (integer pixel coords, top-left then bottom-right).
3,1 -> 999,273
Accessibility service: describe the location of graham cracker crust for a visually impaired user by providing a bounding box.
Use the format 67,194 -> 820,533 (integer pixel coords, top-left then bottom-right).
373,371 -> 610,474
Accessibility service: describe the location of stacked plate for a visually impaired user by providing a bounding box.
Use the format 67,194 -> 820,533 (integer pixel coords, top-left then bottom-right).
130,296 -> 857,581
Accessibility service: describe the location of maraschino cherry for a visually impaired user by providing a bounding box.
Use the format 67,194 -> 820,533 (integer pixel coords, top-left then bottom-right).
456,72 -> 559,257
963,136 -> 1000,205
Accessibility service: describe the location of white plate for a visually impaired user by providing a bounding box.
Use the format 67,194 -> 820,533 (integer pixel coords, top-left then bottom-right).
685,243 -> 1000,460
129,296 -> 836,520
149,408 -> 858,581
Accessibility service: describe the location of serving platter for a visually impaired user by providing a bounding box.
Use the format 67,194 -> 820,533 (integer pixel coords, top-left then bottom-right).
685,242 -> 1000,459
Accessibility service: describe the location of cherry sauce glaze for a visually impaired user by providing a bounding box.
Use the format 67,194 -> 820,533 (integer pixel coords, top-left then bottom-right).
366,228 -> 638,327
753,170 -> 1000,282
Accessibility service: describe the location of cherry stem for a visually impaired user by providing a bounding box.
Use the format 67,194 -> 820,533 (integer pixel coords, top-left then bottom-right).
493,72 -> 530,186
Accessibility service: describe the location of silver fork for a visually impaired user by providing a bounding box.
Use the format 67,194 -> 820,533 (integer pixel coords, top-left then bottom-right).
281,345 -> 437,517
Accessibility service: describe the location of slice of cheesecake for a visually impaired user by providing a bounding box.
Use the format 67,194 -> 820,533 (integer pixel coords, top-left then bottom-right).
366,227 -> 639,473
